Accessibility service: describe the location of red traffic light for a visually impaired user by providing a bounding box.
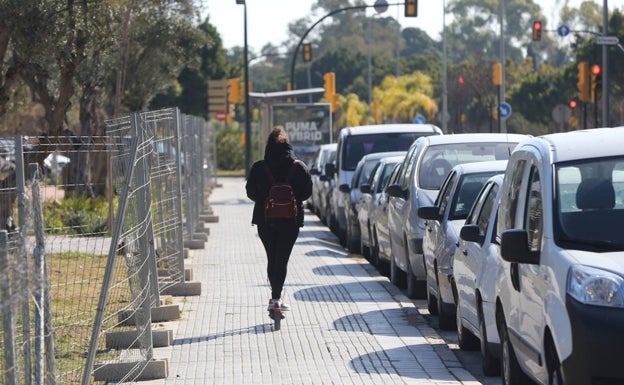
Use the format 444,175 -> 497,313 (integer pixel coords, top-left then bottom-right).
458,76 -> 465,84
591,64 -> 602,76
569,100 -> 577,109
532,21 -> 543,41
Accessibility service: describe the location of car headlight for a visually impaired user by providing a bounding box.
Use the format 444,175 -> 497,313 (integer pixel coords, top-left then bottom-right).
567,265 -> 624,308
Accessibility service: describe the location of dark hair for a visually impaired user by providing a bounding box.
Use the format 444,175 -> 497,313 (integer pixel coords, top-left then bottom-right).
266,125 -> 289,146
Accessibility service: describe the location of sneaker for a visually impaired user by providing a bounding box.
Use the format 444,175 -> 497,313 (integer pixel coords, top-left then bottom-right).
267,299 -> 291,311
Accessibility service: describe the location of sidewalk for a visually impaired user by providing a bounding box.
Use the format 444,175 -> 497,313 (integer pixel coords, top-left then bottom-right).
151,177 -> 482,385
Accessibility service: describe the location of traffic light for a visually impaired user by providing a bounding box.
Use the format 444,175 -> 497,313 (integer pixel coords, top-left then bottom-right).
405,0 -> 417,17
492,63 -> 502,86
227,78 -> 241,104
569,99 -> 577,111
302,43 -> 312,62
532,20 -> 543,41
577,62 -> 589,103
591,64 -> 602,103
323,72 -> 339,112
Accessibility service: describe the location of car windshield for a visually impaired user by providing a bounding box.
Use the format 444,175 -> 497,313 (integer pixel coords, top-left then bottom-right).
418,142 -> 517,189
343,132 -> 433,171
555,156 -> 624,251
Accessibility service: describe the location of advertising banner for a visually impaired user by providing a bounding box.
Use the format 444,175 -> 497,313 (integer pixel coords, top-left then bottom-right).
272,103 -> 332,166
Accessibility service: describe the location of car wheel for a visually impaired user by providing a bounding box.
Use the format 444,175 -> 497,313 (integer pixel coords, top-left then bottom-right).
426,269 -> 438,315
370,228 -> 380,266
546,335 -> 563,385
346,222 -> 359,253
360,223 -> 371,259
479,303 -> 500,376
456,299 -> 479,351
390,254 -> 406,288
437,291 -> 455,330
499,314 -> 529,385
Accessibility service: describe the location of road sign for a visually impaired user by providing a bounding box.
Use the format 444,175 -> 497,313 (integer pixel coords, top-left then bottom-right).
374,0 -> 388,14
216,110 -> 227,122
597,36 -> 619,45
498,102 -> 512,120
413,115 -> 426,124
557,25 -> 570,37
208,80 -> 228,115
552,104 -> 571,124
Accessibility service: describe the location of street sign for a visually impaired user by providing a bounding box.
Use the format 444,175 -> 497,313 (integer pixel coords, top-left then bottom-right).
552,104 -> 571,124
597,36 -> 619,45
557,25 -> 570,37
216,110 -> 227,122
498,102 -> 512,120
374,0 -> 388,14
413,115 -> 426,124
208,80 -> 228,115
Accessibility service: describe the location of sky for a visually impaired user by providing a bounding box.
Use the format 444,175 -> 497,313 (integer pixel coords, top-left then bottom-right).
202,0 -> 589,53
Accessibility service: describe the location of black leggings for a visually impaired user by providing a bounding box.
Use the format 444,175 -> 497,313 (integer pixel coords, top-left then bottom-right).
257,221 -> 300,300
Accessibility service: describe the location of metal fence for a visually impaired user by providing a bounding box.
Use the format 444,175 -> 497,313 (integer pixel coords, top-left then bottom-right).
0,107 -> 216,384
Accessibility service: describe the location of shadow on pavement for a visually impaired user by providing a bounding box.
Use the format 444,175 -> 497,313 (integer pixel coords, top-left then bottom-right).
172,324 -> 272,346
293,282 -> 394,304
312,263 -> 373,278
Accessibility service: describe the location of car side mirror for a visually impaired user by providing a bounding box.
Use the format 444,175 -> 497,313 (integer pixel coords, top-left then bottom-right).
417,206 -> 441,221
500,229 -> 540,264
338,183 -> 350,193
386,184 -> 407,199
325,163 -> 336,178
460,224 -> 484,244
360,183 -> 372,194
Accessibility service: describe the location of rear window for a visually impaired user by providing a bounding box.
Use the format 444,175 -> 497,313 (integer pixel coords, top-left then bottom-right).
342,132 -> 431,171
418,142 -> 517,189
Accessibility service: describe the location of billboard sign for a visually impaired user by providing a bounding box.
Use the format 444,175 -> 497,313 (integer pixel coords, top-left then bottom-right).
271,103 -> 332,165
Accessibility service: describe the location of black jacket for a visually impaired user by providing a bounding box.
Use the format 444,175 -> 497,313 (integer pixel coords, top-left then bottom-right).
246,142 -> 312,227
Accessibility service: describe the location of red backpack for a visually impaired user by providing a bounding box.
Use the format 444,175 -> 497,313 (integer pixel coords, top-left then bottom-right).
263,161 -> 298,220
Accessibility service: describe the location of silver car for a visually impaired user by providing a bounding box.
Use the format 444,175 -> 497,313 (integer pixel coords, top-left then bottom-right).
453,174 -> 504,376
357,155 -> 405,260
418,161 -> 507,330
340,151 -> 406,253
385,133 -> 528,299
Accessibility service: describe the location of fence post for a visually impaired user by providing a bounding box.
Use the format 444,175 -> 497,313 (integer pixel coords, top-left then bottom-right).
0,230 -> 17,385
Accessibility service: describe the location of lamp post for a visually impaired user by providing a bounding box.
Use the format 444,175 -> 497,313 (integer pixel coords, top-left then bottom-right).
290,2 -> 401,90
237,0 -> 252,175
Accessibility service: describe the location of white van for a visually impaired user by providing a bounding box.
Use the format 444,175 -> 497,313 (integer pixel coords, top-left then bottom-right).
327,124 -> 442,246
495,127 -> 624,385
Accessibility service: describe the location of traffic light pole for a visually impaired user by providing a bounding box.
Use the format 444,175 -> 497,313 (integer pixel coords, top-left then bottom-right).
289,2 -> 406,91
243,3 -> 251,176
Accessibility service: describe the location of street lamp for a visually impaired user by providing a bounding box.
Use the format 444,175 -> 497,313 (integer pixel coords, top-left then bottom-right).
236,0 -> 252,175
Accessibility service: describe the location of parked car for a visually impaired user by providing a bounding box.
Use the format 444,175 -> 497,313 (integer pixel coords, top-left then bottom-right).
386,133 -> 528,299
309,143 -> 337,216
371,161 -> 403,276
418,160 -> 507,330
328,124 -> 443,246
357,155 -> 405,261
495,127 -> 624,385
319,147 -> 338,227
453,174 -> 504,376
340,151 -> 406,253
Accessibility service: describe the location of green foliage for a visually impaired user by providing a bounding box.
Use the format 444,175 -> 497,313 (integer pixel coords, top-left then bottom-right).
43,196 -> 111,236
215,123 -> 245,171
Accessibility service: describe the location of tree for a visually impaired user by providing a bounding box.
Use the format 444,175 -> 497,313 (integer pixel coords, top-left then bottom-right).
372,72 -> 437,123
